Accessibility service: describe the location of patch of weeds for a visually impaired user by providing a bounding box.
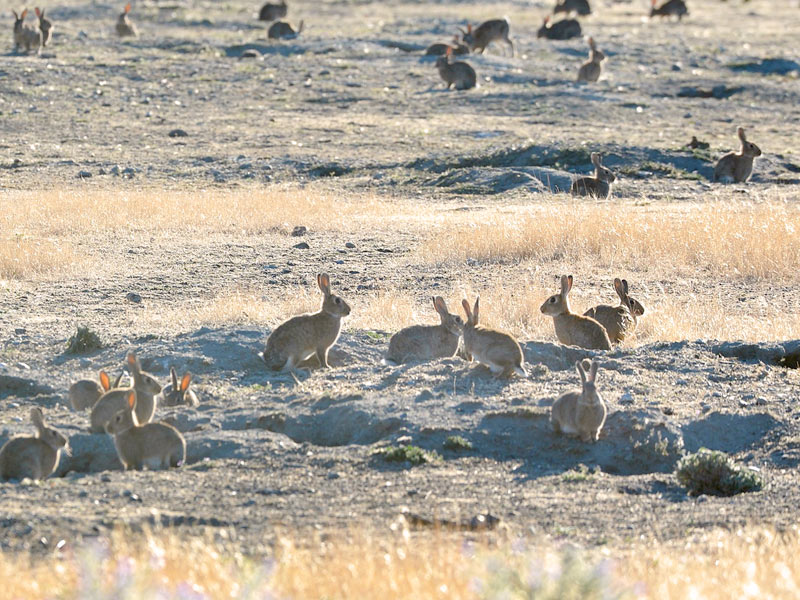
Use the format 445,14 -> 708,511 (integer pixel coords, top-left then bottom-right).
364,330 -> 389,342
65,326 -> 103,354
377,445 -> 439,466
562,463 -> 593,483
675,448 -> 763,496
690,148 -> 714,163
443,435 -> 473,452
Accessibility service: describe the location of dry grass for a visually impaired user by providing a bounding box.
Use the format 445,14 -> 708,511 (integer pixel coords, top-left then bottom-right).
3,526 -> 800,599
0,237 -> 84,280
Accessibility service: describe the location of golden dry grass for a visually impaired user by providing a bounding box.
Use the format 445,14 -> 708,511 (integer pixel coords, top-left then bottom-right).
0,237 -> 84,280
3,526 -> 800,600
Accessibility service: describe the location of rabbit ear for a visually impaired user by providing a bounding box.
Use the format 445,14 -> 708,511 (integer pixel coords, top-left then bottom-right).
560,275 -> 571,296
127,389 -> 136,410
433,296 -> 448,316
446,46 -> 452,57
461,299 -> 472,322
35,7 -> 40,17
12,10 -> 19,19
472,297 -> 480,324
21,8 -> 28,18
589,360 -> 599,382
170,367 -> 178,390
737,127 -> 746,143
622,279 -> 629,295
113,372 -> 124,388
124,3 -> 131,13
576,360 -> 587,385
180,373 -> 192,392
651,0 -> 657,6
587,37 -> 595,50
591,153 -> 601,167
30,407 -> 45,429
317,273 -> 331,296
467,23 -> 472,33
126,351 -> 140,373
614,278 -> 625,300
99,371 -> 111,391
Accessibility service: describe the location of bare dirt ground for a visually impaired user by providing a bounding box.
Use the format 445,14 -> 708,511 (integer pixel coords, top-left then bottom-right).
1,0 -> 800,557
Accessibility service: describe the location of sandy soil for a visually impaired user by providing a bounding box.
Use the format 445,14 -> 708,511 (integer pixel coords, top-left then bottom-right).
1,0 -> 800,555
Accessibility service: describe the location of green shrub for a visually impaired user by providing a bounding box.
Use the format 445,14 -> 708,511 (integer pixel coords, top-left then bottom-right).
377,445 -> 439,466
675,448 -> 763,496
443,435 -> 473,452
65,326 -> 103,354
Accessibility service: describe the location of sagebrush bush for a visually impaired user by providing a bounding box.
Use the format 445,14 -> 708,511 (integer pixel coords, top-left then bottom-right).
675,448 -> 763,496
65,326 -> 103,354
377,445 -> 439,466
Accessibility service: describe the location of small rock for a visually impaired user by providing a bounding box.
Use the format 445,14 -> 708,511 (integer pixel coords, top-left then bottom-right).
14,328 -> 26,335
661,406 -> 674,416
326,471 -> 341,480
100,474 -> 112,483
345,242 -> 356,249
77,170 -> 92,179
240,49 -> 262,59
168,128 -> 188,138
756,397 -> 768,406
293,242 -> 310,250
125,292 -> 142,303
739,399 -> 750,408
122,167 -> 136,177
98,168 -> 107,175
15,362 -> 30,370
110,165 -> 121,176
291,226 -> 307,237
618,392 -> 634,405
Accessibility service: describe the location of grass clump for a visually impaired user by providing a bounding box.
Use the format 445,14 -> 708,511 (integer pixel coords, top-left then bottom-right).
562,464 -> 593,483
675,448 -> 763,496
65,326 -> 103,354
378,445 -> 439,466
443,435 -> 473,452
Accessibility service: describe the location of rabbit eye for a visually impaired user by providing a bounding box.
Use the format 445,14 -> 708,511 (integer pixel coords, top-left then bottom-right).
549,297 -> 556,303
334,298 -> 340,304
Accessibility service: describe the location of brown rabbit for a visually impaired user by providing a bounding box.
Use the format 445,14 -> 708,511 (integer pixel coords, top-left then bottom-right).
584,278 -> 645,344
12,9 -> 42,53
259,0 -> 287,22
459,19 -> 513,56
157,368 -> 199,407
385,296 -> 464,365
570,153 -> 616,199
69,370 -> 124,412
551,359 -> 606,442
461,297 -> 527,377
650,0 -> 688,20
0,408 -> 69,481
540,275 -> 612,350
436,47 -> 477,90
713,127 -> 762,183
260,273 -> 351,372
34,7 -> 51,46
268,20 -> 303,39
106,390 -> 185,470
116,3 -> 137,37
577,37 -> 604,82
537,16 -> 581,40
554,0 -> 591,16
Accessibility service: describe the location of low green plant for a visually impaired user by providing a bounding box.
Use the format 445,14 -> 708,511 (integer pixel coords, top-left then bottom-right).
65,326 -> 103,354
562,464 -> 593,483
377,445 -> 439,466
443,435 -> 473,452
675,448 -> 763,496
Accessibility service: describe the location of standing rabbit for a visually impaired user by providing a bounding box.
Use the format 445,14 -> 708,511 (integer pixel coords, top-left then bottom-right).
570,152 -> 616,199
540,275 -> 612,350
158,368 -> 199,407
260,273 -> 351,372
268,20 -> 303,39
116,3 -> 137,37
650,0 -> 688,20
385,296 -> 464,365
34,7 -> 51,46
713,127 -> 762,183
537,16 -> 582,40
436,47 -> 477,90
90,352 -> 161,433
584,278 -> 645,344
12,9 -> 42,53
459,19 -> 513,56
0,408 -> 69,481
577,37 -> 604,82
551,359 -> 606,442
554,0 -> 591,16
461,297 -> 527,377
69,370 -> 124,411
106,390 -> 185,470
259,0 -> 287,22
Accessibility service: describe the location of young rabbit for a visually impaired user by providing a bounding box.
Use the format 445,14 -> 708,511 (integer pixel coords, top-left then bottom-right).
551,359 -> 606,442
0,408 -> 69,481
461,297 -> 527,377
436,47 -> 477,90
12,9 -> 42,53
570,152 -> 616,199
106,390 -> 185,470
459,19 -> 513,56
116,3 -> 137,37
34,7 -> 51,46
577,37 -> 604,82
554,0 -> 591,16
425,35 -> 469,56
260,273 -> 351,372
650,0 -> 688,20
540,275 -> 612,350
259,0 -> 287,22
584,278 -> 645,344
384,296 -> 464,365
69,370 -> 124,411
158,367 -> 199,407
268,20 -> 303,39
536,16 -> 581,40
713,127 -> 762,183
90,352 -> 161,433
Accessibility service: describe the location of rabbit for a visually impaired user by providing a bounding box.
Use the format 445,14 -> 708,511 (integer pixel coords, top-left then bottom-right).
570,152 -> 616,199
106,390 -> 185,470
577,37 -> 604,82
461,297 -> 527,377
459,19 -> 513,56
157,367 -> 199,407
554,0 -> 591,16
268,20 -> 303,39
436,47 -> 477,90
12,9 -> 42,53
116,3 -> 137,37
89,352 -> 161,433
584,278 -> 645,344
384,296 -> 465,365
551,359 -> 606,442
425,35 -> 469,56
537,16 -> 581,40
540,275 -> 612,350
713,127 -> 762,183
260,273 -> 351,372
69,370 -> 124,411
0,408 -> 69,481
34,7 -> 51,46
650,0 -> 688,20
259,0 -> 287,22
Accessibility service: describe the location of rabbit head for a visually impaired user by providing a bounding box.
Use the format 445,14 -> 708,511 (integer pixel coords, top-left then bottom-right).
163,367 -> 196,406
461,296 -> 480,327
587,37 -> 604,62
540,275 -> 573,316
120,2 -> 131,19
126,351 -> 162,396
106,390 -> 138,434
576,358 -> 600,402
737,127 -> 761,158
31,408 -> 69,454
591,153 -> 616,183
433,296 -> 464,336
614,278 -> 645,317
318,273 -> 351,318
